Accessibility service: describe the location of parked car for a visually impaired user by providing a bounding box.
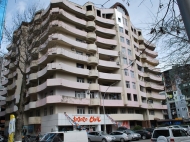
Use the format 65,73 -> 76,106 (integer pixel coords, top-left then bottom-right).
134,130 -> 151,139
109,131 -> 132,142
0,135 -> 3,142
117,127 -> 128,132
181,125 -> 190,134
143,128 -> 154,133
170,125 -> 188,132
151,127 -> 190,142
88,131 -> 115,142
123,130 -> 141,141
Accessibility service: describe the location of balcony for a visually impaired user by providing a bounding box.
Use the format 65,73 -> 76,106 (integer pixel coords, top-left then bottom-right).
140,103 -> 148,108
145,49 -> 158,57
4,60 -> 10,67
139,44 -> 145,50
28,117 -> 41,125
127,101 -> 140,107
99,72 -> 121,81
6,94 -> 15,102
88,56 -> 98,65
96,16 -> 115,26
147,93 -> 166,100
90,99 -> 100,106
8,71 -> 17,79
110,114 -> 144,121
6,44 -> 12,51
86,21 -> 96,30
3,70 -> 10,77
140,53 -> 146,59
98,60 -> 119,69
96,25 -> 116,36
99,85 -> 122,93
86,11 -> 95,19
96,36 -> 117,47
87,32 -> 96,41
0,89 -> 7,96
101,99 -> 124,106
148,103 -> 167,109
88,44 -> 97,52
162,110 -> 168,115
1,80 -> 8,86
98,48 -> 118,57
7,82 -> 16,91
89,70 -> 99,77
145,82 -> 164,90
0,101 -> 6,106
146,56 -> 159,65
6,106 -> 18,114
24,101 -> 36,111
89,84 -> 99,91
146,73 -> 162,82
0,111 -> 5,117
36,95 -> 90,108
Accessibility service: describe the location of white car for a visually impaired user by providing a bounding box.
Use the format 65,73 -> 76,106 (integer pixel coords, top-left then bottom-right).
110,131 -> 132,142
151,127 -> 190,142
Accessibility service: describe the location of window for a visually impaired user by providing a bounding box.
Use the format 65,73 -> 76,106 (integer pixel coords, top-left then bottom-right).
86,5 -> 92,11
152,130 -> 170,138
36,110 -> 40,116
124,18 -> 127,26
44,108 -> 47,116
127,93 -> 131,100
88,107 -> 94,114
128,109 -> 134,114
119,27 -> 123,33
125,30 -> 128,35
148,99 -> 153,104
132,82 -> 136,89
76,63 -> 84,68
133,94 -> 138,101
149,110 -> 155,115
120,36 -> 124,43
118,18 -> 121,22
172,129 -> 188,137
120,108 -> 126,113
130,71 -> 135,78
126,81 -> 130,88
87,66 -> 91,70
123,57 -> 128,64
77,107 -> 85,114
128,49 -> 132,56
50,106 -> 53,115
88,79 -> 92,84
124,69 -> 129,76
50,90 -> 53,95
75,91 -> 85,98
76,51 -> 83,55
126,39 -> 130,45
76,38 -> 85,43
77,77 -> 84,83
121,47 -> 126,54
90,92 -> 94,98
140,85 -> 144,92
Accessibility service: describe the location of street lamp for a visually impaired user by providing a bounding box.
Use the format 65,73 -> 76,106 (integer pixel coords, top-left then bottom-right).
102,81 -> 119,133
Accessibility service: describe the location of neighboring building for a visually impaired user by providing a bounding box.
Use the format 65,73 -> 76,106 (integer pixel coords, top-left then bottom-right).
162,66 -> 190,122
2,0 -> 166,135
0,56 -> 6,135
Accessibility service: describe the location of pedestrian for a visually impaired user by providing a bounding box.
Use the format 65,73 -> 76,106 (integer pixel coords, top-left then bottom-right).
35,133 -> 40,142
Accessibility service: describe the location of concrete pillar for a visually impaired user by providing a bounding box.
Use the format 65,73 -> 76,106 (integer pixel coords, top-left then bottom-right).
96,124 -> 101,131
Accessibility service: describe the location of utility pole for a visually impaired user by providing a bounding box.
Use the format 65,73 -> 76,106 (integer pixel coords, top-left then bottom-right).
177,0 -> 190,41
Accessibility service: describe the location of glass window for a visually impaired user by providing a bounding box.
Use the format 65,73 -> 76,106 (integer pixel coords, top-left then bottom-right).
124,69 -> 129,76
120,36 -> 124,43
77,107 -> 85,114
127,93 -> 131,100
90,92 -> 94,98
149,110 -> 155,115
119,27 -> 123,33
128,49 -> 132,56
121,47 -> 126,54
118,18 -> 121,22
88,107 -> 94,114
76,51 -> 83,55
132,82 -> 136,89
36,110 -> 40,116
50,106 -> 53,115
123,57 -> 128,64
152,130 -> 170,138
126,81 -> 130,88
130,71 -> 135,78
75,91 -> 85,98
77,77 -> 84,83
172,129 -> 187,137
133,94 -> 138,101
120,108 -> 126,113
126,39 -> 130,45
76,63 -> 84,68
128,109 -> 134,114
44,108 -> 47,116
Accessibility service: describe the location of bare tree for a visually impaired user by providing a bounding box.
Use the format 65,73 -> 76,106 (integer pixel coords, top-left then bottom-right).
3,3 -> 48,141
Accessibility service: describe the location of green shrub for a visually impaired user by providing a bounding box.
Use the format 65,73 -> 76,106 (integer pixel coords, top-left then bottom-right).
133,125 -> 142,130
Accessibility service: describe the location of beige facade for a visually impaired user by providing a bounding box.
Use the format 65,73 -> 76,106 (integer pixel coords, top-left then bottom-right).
2,0 -> 166,135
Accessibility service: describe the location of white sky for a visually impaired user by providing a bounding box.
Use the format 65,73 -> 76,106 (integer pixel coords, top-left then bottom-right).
2,0 -> 172,69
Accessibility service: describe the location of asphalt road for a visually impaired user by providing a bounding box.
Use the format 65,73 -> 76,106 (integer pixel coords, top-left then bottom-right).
138,139 -> 151,142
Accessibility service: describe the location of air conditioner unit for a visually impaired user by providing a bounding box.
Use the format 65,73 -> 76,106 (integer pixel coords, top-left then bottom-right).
71,47 -> 75,51
117,62 -> 120,65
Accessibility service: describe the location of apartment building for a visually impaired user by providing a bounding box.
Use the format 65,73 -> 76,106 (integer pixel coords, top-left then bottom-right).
162,66 -> 190,122
2,0 -> 166,135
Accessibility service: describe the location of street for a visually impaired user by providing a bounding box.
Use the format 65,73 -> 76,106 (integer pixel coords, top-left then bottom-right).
138,139 -> 151,142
